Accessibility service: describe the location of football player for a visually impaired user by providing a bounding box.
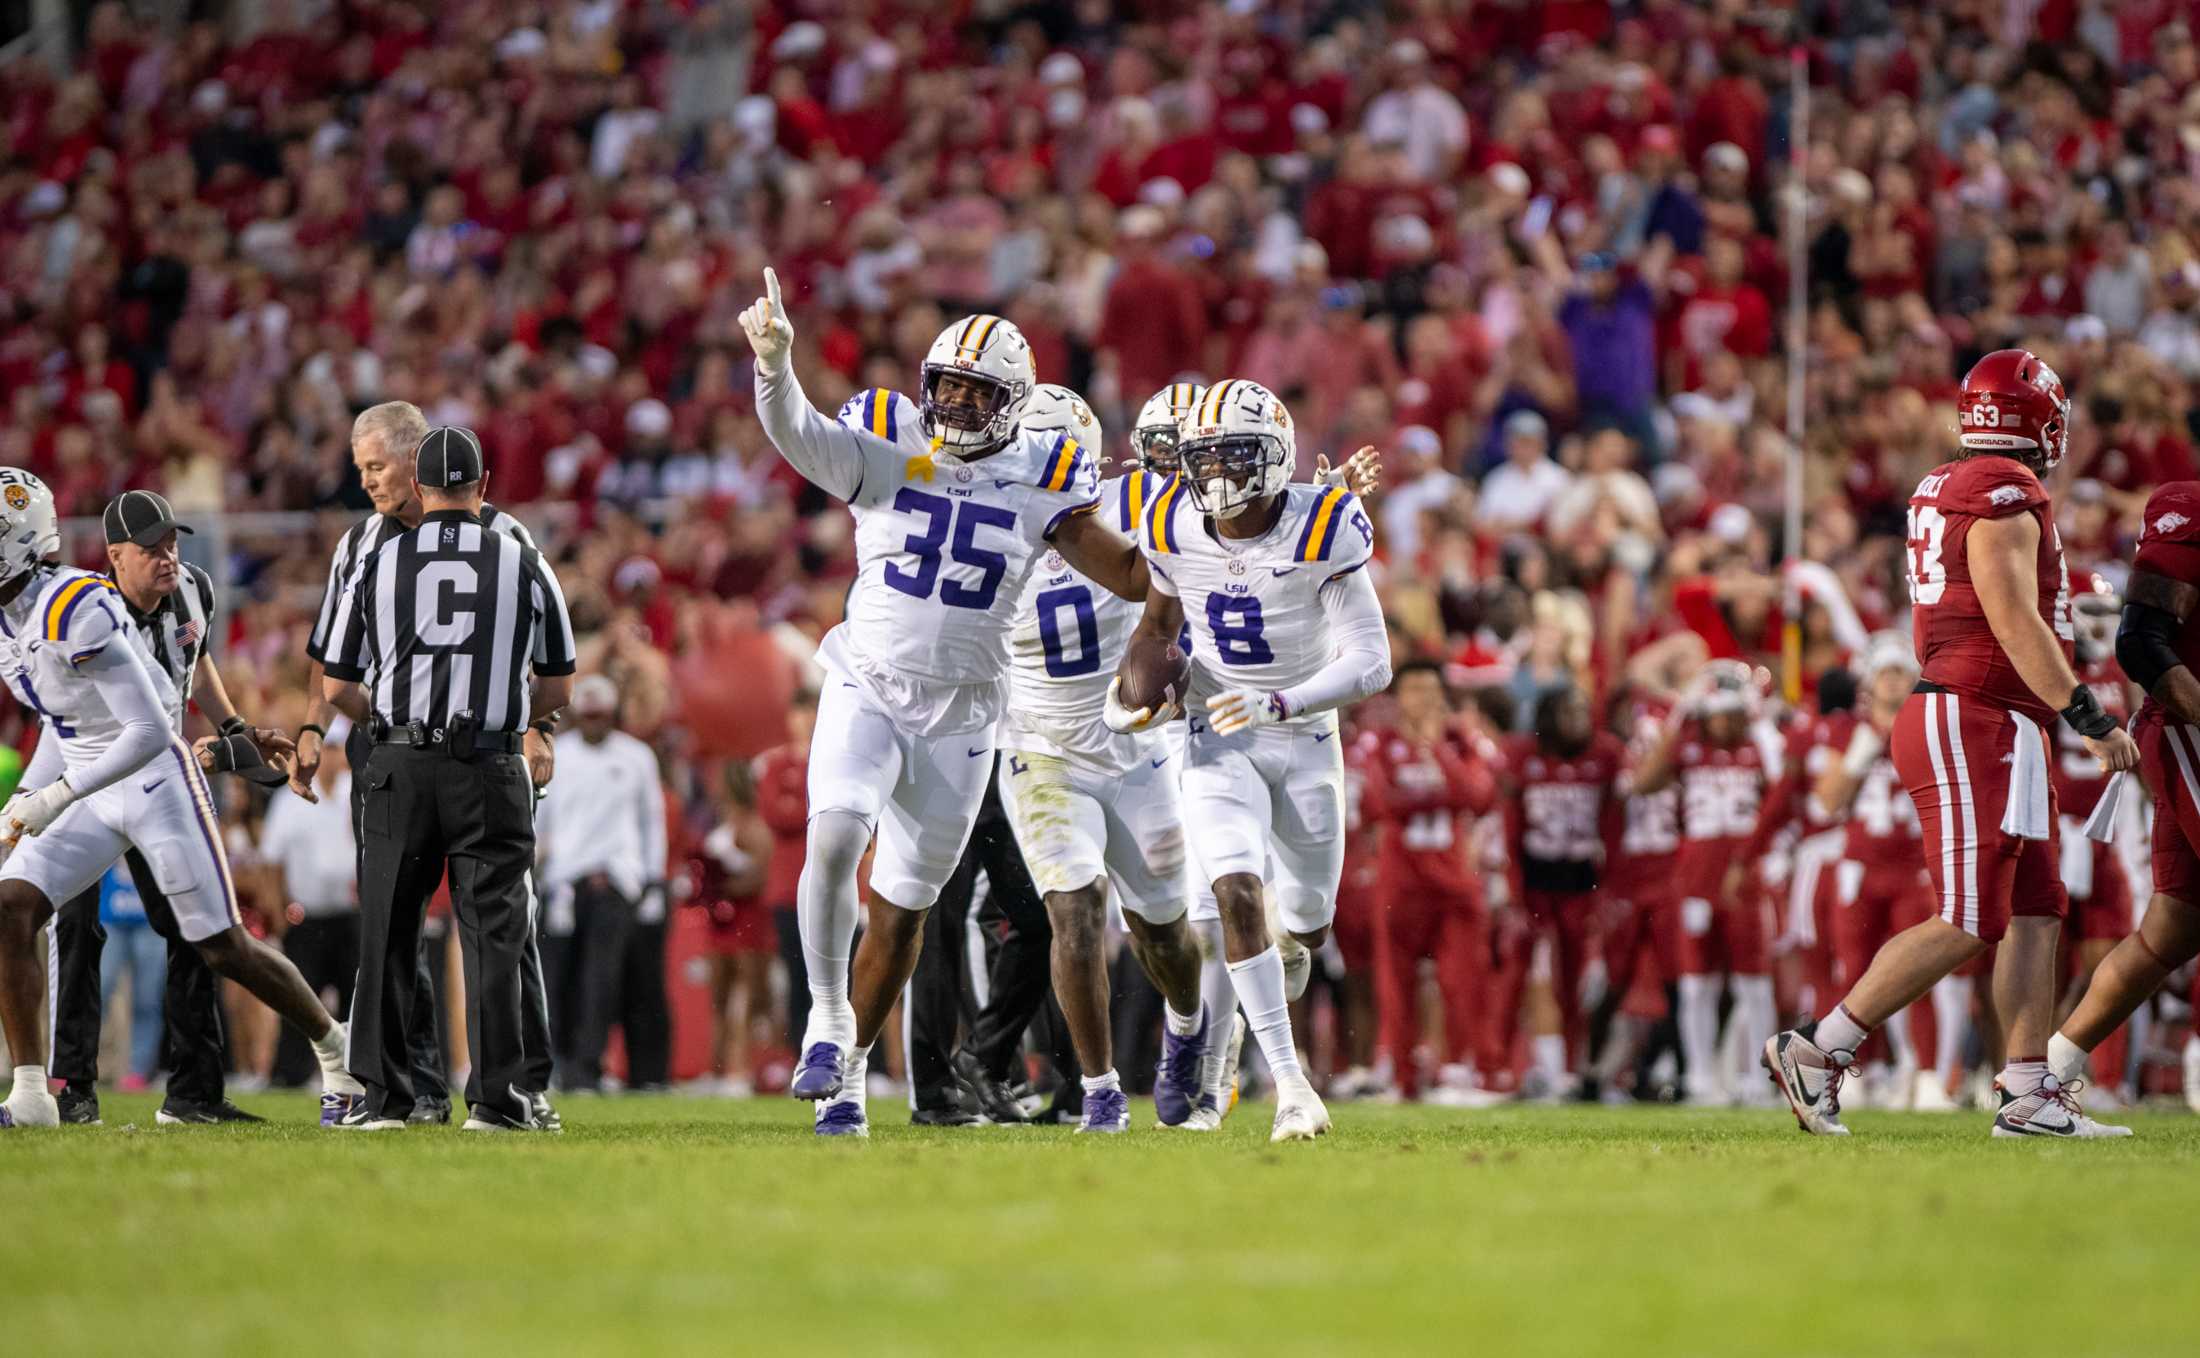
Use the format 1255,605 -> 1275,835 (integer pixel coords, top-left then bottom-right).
1767,348 -> 2138,1138
1810,632 -> 1955,1110
0,469 -> 364,1128
1105,380 -> 1391,1142
741,271 -> 1150,1137
1630,660 -> 1779,1105
996,384 -> 1208,1135
1590,678 -> 1688,1100
2047,486 -> 2200,1105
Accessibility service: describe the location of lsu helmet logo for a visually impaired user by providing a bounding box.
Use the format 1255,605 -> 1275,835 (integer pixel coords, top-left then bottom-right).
3,485 -> 27,511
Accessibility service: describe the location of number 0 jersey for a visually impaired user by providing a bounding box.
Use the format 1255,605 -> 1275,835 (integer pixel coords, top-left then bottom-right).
789,383 -> 1101,735
0,567 -> 177,778
1139,479 -> 1375,728
1002,470 -> 1161,770
1904,455 -> 2072,724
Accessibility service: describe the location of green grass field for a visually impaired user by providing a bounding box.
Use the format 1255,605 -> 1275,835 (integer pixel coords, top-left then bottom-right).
7,1094 -> 2197,1357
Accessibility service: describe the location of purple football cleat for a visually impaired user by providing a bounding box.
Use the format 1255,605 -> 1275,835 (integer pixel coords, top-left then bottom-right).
320,1091 -> 359,1127
1076,1087 -> 1130,1134
814,1100 -> 869,1138
0,1106 -> 13,1128
791,1042 -> 847,1101
1154,1009 -> 1209,1127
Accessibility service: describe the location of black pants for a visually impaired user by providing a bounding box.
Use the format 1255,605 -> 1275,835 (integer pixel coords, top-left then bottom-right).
553,879 -> 670,1090
906,771 -> 1075,1109
49,850 -> 226,1104
352,743 -> 536,1122
347,724 -> 553,1102
274,913 -> 359,1088
773,905 -> 807,1050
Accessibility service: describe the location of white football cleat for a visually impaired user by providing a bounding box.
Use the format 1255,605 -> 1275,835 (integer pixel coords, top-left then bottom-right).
1990,1075 -> 2133,1139
1,1087 -> 58,1128
1270,1081 -> 1331,1142
1218,1011 -> 1247,1125
1909,1069 -> 1959,1112
1762,1030 -> 1852,1136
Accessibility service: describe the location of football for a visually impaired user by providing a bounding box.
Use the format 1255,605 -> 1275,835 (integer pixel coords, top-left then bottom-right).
1117,633 -> 1189,712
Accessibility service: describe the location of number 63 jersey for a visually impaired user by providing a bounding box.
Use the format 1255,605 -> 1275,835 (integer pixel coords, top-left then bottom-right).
819,387 -> 1101,735
1139,478 -> 1375,726
1904,454 -> 2071,725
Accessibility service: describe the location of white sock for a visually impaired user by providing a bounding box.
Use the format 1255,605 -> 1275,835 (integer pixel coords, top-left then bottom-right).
1884,1009 -> 1915,1078
1676,975 -> 1719,1089
9,1064 -> 50,1104
1165,1001 -> 1201,1038
837,1044 -> 871,1110
1195,920 -> 1236,1037
1931,976 -> 1971,1084
1227,947 -> 1306,1086
798,810 -> 867,1042
1531,1034 -> 1567,1084
312,1023 -> 363,1096
1999,1057 -> 2048,1096
2047,1032 -> 2089,1087
1814,1002 -> 1869,1059
1081,1069 -> 1122,1095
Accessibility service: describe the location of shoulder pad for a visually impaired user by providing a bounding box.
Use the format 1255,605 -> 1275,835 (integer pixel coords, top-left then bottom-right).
2140,481 -> 2200,545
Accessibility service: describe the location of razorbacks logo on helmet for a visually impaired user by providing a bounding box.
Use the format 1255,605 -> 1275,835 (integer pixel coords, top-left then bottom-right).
2155,511 -> 2190,536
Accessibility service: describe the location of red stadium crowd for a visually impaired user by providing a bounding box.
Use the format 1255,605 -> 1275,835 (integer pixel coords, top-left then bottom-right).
3,0 -> 2200,1106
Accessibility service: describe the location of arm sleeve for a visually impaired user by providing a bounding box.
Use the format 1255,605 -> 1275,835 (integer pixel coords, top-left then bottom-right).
1275,569 -> 1392,719
66,641 -> 173,798
18,724 -> 62,793
527,553 -> 579,677
754,361 -> 881,504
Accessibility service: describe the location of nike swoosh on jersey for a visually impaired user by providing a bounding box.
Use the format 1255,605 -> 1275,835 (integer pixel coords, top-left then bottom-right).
141,776 -> 167,793
1270,567 -> 1299,577
1150,755 -> 1169,768
968,748 -> 988,758
994,480 -> 1015,490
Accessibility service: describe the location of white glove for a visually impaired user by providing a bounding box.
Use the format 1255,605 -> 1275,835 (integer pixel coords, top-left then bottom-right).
1102,676 -> 1174,735
1841,722 -> 1885,778
3,777 -> 77,845
739,266 -> 794,373
1207,687 -> 1290,736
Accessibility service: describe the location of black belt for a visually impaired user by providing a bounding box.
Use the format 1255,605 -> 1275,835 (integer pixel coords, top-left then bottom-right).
1913,681 -> 1953,696
374,723 -> 524,754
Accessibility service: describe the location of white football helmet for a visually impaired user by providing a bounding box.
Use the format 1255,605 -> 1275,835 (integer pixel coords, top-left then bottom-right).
1695,658 -> 1760,717
0,468 -> 59,584
2072,571 -> 2119,664
920,314 -> 1036,457
1132,382 -> 1206,476
1024,383 -> 1104,452
1177,379 -> 1295,520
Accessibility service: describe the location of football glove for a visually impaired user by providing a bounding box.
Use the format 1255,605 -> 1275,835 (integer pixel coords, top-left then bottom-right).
739,267 -> 794,373
3,777 -> 76,844
1207,688 -> 1290,736
1102,676 -> 1175,735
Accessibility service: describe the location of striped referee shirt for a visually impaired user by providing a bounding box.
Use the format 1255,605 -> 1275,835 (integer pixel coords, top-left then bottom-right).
307,503 -> 535,667
321,510 -> 577,733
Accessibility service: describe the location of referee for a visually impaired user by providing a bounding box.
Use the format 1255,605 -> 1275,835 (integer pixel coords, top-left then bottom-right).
296,401 -> 562,1126
321,426 -> 576,1132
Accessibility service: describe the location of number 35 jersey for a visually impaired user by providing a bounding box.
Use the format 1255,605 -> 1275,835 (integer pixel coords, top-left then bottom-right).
1003,470 -> 1161,770
1139,479 -> 1374,729
1905,454 -> 2071,725
805,385 -> 1101,735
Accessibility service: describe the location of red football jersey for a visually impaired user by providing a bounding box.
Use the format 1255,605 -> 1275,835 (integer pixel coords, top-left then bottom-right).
1905,455 -> 2073,724
2132,481 -> 2200,726
2052,655 -> 2131,819
1674,727 -> 1771,902
1840,748 -> 1925,875
1364,728 -> 1497,899
1340,729 -> 1385,901
1505,731 -> 1626,893
1613,696 -> 1681,895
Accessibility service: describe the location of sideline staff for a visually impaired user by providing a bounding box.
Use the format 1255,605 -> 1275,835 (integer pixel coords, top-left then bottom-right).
322,428 -> 576,1131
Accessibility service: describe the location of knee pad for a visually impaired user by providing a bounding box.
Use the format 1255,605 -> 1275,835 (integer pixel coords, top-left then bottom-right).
1274,883 -> 1334,938
805,808 -> 873,881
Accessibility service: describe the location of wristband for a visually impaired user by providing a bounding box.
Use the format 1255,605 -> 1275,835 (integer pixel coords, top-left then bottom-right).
299,723 -> 325,739
2061,685 -> 2118,740
530,718 -> 557,736
219,716 -> 250,739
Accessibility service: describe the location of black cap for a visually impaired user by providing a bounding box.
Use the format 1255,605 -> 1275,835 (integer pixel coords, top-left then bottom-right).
416,426 -> 485,488
103,490 -> 194,547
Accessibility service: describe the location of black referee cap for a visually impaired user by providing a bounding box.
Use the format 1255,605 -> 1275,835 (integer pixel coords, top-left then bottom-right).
416,426 -> 485,488
103,489 -> 194,547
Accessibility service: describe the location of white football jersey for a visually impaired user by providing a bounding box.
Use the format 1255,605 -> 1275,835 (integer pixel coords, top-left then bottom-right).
1003,470 -> 1169,768
820,387 -> 1102,729
1140,479 -> 1375,728
0,567 -> 179,778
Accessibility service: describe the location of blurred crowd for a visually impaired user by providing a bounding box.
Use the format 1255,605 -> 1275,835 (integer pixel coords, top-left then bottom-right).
11,0 -> 2200,1105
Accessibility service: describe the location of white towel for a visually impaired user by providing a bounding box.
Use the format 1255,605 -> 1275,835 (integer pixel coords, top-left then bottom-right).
2083,771 -> 2129,843
2059,813 -> 2094,898
2000,712 -> 2053,840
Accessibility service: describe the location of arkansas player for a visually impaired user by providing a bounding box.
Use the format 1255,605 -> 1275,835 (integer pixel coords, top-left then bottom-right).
1360,661 -> 1498,1100
1496,685 -> 1627,1089
2048,484 -> 2200,1107
1590,685 -> 1686,1099
2049,576 -> 2140,1104
1809,633 -> 1956,1111
1767,348 -> 2138,1139
1632,660 -> 1778,1105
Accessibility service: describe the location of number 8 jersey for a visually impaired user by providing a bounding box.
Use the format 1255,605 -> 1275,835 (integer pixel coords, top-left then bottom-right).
1139,477 -> 1375,726
1905,454 -> 2072,724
